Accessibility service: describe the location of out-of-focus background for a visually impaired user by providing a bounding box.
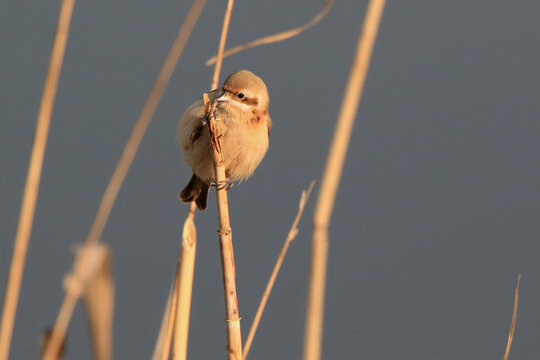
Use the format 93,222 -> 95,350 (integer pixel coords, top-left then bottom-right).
1,1 -> 540,359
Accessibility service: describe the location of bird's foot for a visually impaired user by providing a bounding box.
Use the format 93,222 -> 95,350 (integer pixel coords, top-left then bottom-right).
210,179 -> 233,191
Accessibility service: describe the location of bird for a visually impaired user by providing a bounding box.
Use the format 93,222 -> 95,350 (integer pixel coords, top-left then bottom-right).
178,70 -> 272,210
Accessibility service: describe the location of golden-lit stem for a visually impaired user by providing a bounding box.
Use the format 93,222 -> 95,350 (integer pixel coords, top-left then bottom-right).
206,0 -> 334,66
243,182 -> 315,360
211,0 -> 234,89
0,1 -> 76,359
170,0 -> 233,356
207,1 -> 244,358
42,294 -> 78,360
152,283 -> 174,360
303,1 -> 386,360
160,273 -> 179,360
41,1 -> 207,357
503,274 -> 521,360
303,228 -> 328,360
86,0 -> 206,246
214,162 -> 243,360
171,217 -> 197,360
83,248 -> 114,360
43,243 -> 107,360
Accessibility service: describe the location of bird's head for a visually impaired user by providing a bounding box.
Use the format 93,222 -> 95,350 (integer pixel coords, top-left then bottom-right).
217,70 -> 269,113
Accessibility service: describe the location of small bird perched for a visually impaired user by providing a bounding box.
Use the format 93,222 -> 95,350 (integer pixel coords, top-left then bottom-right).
178,70 -> 272,210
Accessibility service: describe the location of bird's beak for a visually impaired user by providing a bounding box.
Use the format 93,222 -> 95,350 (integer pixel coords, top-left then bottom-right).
216,90 -> 228,102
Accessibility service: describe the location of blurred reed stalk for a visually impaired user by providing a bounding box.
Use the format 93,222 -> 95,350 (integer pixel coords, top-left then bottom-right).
43,243 -> 110,360
243,182 -> 315,360
303,1 -> 386,359
170,208 -> 197,360
154,163 -> 197,360
41,1 -> 206,358
82,246 -> 114,360
152,282 -> 175,360
503,274 -> 521,360
0,1 -> 76,359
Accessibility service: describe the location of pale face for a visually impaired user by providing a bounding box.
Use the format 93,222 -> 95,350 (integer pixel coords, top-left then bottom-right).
218,70 -> 269,113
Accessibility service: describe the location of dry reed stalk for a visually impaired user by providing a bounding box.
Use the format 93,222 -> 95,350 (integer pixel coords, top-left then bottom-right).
160,273 -> 180,360
211,0 -> 234,89
153,209 -> 197,360
164,0 -> 235,357
203,1 -> 245,358
41,0 -> 206,356
86,0 -> 206,246
0,1 -> 76,359
39,328 -> 66,360
157,201 -> 197,360
205,0 -> 334,66
152,283 -> 175,360
167,0 -> 235,355
42,243 -> 109,360
171,211 -> 197,360
206,97 -> 244,360
302,1 -> 386,360
503,274 -> 521,360
243,182 -> 315,360
202,1 -> 246,359
82,248 -> 114,360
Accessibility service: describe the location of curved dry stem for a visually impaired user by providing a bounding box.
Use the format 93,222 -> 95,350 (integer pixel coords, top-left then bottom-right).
303,1 -> 386,360
86,0 -> 207,246
243,182 -> 315,360
0,1 -> 76,359
503,274 -> 521,360
42,1 -> 207,357
206,0 -> 334,66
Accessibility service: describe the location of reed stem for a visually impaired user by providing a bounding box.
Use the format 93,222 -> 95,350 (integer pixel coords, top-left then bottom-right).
303,1 -> 386,359
0,1 -> 76,359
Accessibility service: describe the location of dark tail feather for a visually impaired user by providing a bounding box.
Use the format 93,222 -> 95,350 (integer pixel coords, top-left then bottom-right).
195,182 -> 209,210
179,174 -> 209,211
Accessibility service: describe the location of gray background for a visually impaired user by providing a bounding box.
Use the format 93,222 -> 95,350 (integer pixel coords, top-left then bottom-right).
1,0 -> 540,359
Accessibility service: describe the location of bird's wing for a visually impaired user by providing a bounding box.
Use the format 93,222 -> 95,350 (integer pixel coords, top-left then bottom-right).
181,89 -> 227,147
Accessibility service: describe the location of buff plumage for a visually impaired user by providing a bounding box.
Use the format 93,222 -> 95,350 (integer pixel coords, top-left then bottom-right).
179,70 -> 271,210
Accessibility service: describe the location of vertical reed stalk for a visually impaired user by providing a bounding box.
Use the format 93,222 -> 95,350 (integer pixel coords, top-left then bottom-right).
207,98 -> 243,360
152,282 -> 175,360
303,1 -> 386,359
0,1 -> 76,359
171,207 -> 197,360
206,1 -> 244,358
159,279 -> 178,360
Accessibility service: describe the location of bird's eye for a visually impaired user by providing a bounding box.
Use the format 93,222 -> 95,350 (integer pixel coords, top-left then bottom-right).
237,93 -> 245,99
